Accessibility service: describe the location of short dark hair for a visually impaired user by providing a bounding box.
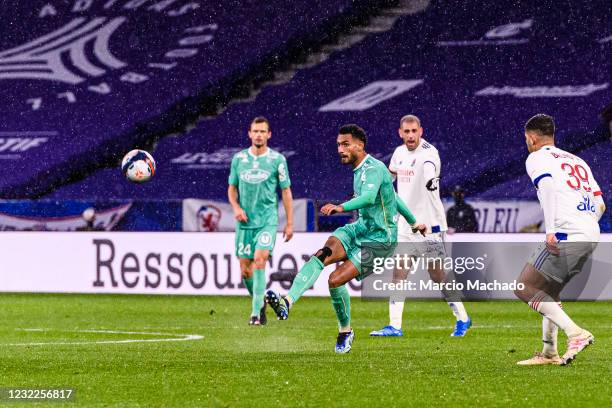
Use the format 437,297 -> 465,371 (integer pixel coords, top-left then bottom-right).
338,124 -> 367,147
250,116 -> 270,130
525,114 -> 555,137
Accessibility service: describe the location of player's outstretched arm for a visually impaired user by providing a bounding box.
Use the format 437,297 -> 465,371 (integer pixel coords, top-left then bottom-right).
281,187 -> 294,241
396,193 -> 426,235
341,190 -> 378,211
320,190 -> 378,216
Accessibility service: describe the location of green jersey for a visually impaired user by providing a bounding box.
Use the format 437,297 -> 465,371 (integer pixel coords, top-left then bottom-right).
350,155 -> 399,242
228,148 -> 291,229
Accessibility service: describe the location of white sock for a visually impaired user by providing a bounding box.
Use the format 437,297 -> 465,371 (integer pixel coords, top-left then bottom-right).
447,301 -> 469,322
389,299 -> 405,330
541,316 -> 558,356
529,292 -> 581,338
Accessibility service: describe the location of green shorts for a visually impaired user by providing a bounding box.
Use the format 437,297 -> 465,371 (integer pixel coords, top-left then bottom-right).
235,225 -> 277,259
332,222 -> 397,281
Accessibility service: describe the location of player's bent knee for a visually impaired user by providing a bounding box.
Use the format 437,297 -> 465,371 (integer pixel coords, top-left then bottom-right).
513,287 -> 523,299
328,273 -> 344,289
253,257 -> 267,269
514,283 -> 531,301
239,261 -> 252,278
240,267 -> 252,278
315,246 -> 332,263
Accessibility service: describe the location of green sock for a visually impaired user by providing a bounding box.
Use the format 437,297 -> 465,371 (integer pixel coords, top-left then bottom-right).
287,257 -> 324,304
251,269 -> 266,317
242,276 -> 254,296
330,285 -> 351,329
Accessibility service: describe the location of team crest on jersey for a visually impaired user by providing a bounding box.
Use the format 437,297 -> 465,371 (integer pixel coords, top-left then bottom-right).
258,231 -> 272,245
240,168 -> 270,184
1,1 -> 216,111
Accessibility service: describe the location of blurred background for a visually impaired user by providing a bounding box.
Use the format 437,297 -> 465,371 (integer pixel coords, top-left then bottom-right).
0,0 -> 610,233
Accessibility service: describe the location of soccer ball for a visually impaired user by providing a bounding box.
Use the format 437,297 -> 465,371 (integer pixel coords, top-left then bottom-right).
121,149 -> 156,183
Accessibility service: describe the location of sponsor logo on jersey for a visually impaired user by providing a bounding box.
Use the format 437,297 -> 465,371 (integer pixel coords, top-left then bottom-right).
476,83 -> 609,98
576,196 -> 596,213
3,1 -> 217,111
240,169 -> 270,184
278,162 -> 287,182
397,169 -> 415,177
319,80 -> 423,111
437,19 -> 532,47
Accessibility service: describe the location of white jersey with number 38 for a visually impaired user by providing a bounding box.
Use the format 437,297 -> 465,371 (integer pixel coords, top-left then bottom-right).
526,145 -> 602,241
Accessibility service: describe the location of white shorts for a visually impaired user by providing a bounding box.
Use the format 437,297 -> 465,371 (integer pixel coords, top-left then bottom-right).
397,231 -> 446,259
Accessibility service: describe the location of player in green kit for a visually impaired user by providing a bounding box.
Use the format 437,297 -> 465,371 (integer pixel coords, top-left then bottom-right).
228,117 -> 294,326
266,124 -> 425,353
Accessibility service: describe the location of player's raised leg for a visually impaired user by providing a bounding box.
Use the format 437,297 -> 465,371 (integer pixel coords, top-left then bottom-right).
266,236 -> 347,320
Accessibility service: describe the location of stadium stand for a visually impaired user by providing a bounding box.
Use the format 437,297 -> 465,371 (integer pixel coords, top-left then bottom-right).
0,0 -> 396,198
1,0 -> 610,230
42,0 -> 611,205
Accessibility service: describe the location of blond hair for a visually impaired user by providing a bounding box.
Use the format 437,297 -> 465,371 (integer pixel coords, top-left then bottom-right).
400,114 -> 421,128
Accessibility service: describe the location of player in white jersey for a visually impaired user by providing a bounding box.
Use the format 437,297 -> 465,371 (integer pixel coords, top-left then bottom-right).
370,115 -> 472,338
515,114 -> 605,366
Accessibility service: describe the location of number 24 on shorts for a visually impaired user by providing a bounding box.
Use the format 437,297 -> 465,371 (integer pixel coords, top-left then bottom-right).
238,243 -> 252,256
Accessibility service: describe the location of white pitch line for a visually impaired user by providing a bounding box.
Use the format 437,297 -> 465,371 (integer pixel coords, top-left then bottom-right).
3,329 -> 203,346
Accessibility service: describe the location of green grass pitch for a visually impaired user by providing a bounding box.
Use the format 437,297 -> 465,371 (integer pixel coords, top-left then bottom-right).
0,294 -> 610,407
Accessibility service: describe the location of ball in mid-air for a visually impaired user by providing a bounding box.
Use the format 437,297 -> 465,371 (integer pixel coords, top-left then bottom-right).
121,149 -> 156,183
